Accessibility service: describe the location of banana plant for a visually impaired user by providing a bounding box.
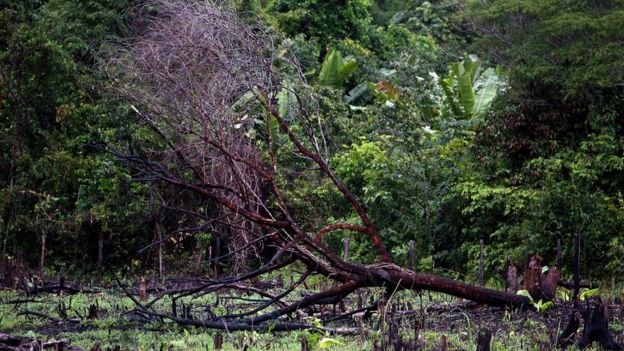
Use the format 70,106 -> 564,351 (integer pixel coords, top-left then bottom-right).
438,55 -> 504,119
318,49 -> 357,88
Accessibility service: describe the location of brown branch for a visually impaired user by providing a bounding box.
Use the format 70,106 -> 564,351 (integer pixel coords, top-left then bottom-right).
268,106 -> 391,263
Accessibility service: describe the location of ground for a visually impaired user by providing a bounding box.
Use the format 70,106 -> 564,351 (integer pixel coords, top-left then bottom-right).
0,277 -> 622,350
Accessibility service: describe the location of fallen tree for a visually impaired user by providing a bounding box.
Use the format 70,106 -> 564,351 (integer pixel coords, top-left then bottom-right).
103,0 -> 529,331
0,333 -> 83,351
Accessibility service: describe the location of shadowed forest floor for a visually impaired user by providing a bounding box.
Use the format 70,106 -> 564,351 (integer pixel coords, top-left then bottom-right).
1,277 -> 622,350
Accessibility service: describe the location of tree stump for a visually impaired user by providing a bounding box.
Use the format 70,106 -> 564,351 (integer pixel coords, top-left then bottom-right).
578,303 -> 623,350
504,261 -> 519,293
476,330 -> 492,351
300,337 -> 310,351
541,267 -> 560,301
139,276 -> 147,302
438,335 -> 448,351
88,304 -> 98,319
214,333 -> 223,350
524,255 -> 542,300
557,311 -> 580,349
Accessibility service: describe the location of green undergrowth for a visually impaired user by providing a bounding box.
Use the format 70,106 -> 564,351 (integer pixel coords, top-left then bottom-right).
0,287 -> 621,350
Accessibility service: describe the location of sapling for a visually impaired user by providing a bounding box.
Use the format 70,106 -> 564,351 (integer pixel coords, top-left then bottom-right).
516,290 -> 554,313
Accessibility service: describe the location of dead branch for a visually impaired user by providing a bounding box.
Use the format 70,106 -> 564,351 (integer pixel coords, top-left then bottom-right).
0,333 -> 84,351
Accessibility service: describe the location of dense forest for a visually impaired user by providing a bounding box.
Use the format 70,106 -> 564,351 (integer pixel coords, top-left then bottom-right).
1,0 -> 624,349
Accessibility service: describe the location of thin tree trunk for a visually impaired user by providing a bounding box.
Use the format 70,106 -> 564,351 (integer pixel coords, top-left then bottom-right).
342,237 -> 350,262
96,231 -> 104,284
479,239 -> 484,286
407,240 -> 414,271
39,231 -> 46,280
573,233 -> 581,304
213,237 -> 220,278
195,248 -> 203,275
156,223 -> 163,281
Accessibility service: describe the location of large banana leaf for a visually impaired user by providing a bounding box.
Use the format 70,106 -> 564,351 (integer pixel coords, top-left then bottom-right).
319,49 -> 357,88
473,68 -> 501,117
440,56 -> 501,119
319,49 -> 341,86
455,58 -> 481,116
344,82 -> 370,104
337,59 -> 357,83
440,77 -> 462,117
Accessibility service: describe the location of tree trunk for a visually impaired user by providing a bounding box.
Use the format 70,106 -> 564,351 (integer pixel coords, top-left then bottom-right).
479,239 -> 484,286
156,223 -> 164,281
96,231 -> 104,284
524,255 -> 542,300
541,267 -> 560,301
579,303 -> 623,350
39,231 -> 46,280
505,261 -> 519,293
476,330 -> 492,351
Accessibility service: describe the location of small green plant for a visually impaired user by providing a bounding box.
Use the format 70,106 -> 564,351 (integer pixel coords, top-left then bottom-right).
557,288 -> 571,301
318,337 -> 345,349
580,288 -> 599,301
301,317 -> 345,350
516,290 -> 554,313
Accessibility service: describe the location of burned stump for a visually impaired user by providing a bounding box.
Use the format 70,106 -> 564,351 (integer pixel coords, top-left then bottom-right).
524,255 -> 542,300
578,303 -> 623,350
504,261 -> 519,293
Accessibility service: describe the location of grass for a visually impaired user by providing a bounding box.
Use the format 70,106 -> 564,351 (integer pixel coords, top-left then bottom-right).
0,282 -> 622,350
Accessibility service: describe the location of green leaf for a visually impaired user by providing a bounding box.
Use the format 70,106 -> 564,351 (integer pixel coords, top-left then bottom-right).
516,289 -> 533,302
456,63 -> 476,116
277,87 -> 290,119
319,49 -> 357,88
337,59 -> 357,82
440,78 -> 462,116
438,56 -> 502,119
533,300 -> 553,312
318,337 -> 345,348
580,288 -> 599,301
345,82 -> 370,104
473,68 -> 501,117
319,49 -> 344,87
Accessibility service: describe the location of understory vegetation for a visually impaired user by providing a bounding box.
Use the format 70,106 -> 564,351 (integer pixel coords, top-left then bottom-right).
1,0 -> 624,349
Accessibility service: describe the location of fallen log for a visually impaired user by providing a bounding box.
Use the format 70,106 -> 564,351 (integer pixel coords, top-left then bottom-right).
30,284 -> 101,295
0,333 -> 84,351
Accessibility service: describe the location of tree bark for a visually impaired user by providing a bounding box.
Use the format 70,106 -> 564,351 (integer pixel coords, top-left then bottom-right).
39,231 -> 46,280
156,223 -> 163,280
96,231 -> 104,284
524,255 -> 542,300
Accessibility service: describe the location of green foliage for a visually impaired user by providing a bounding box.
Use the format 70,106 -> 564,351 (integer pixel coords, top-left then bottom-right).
468,0 -> 624,96
516,290 -> 554,313
377,0 -> 466,46
318,49 -> 357,88
437,56 -> 505,120
266,0 -> 372,47
1,0 -> 623,285
0,0 -> 155,274
580,288 -> 600,301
